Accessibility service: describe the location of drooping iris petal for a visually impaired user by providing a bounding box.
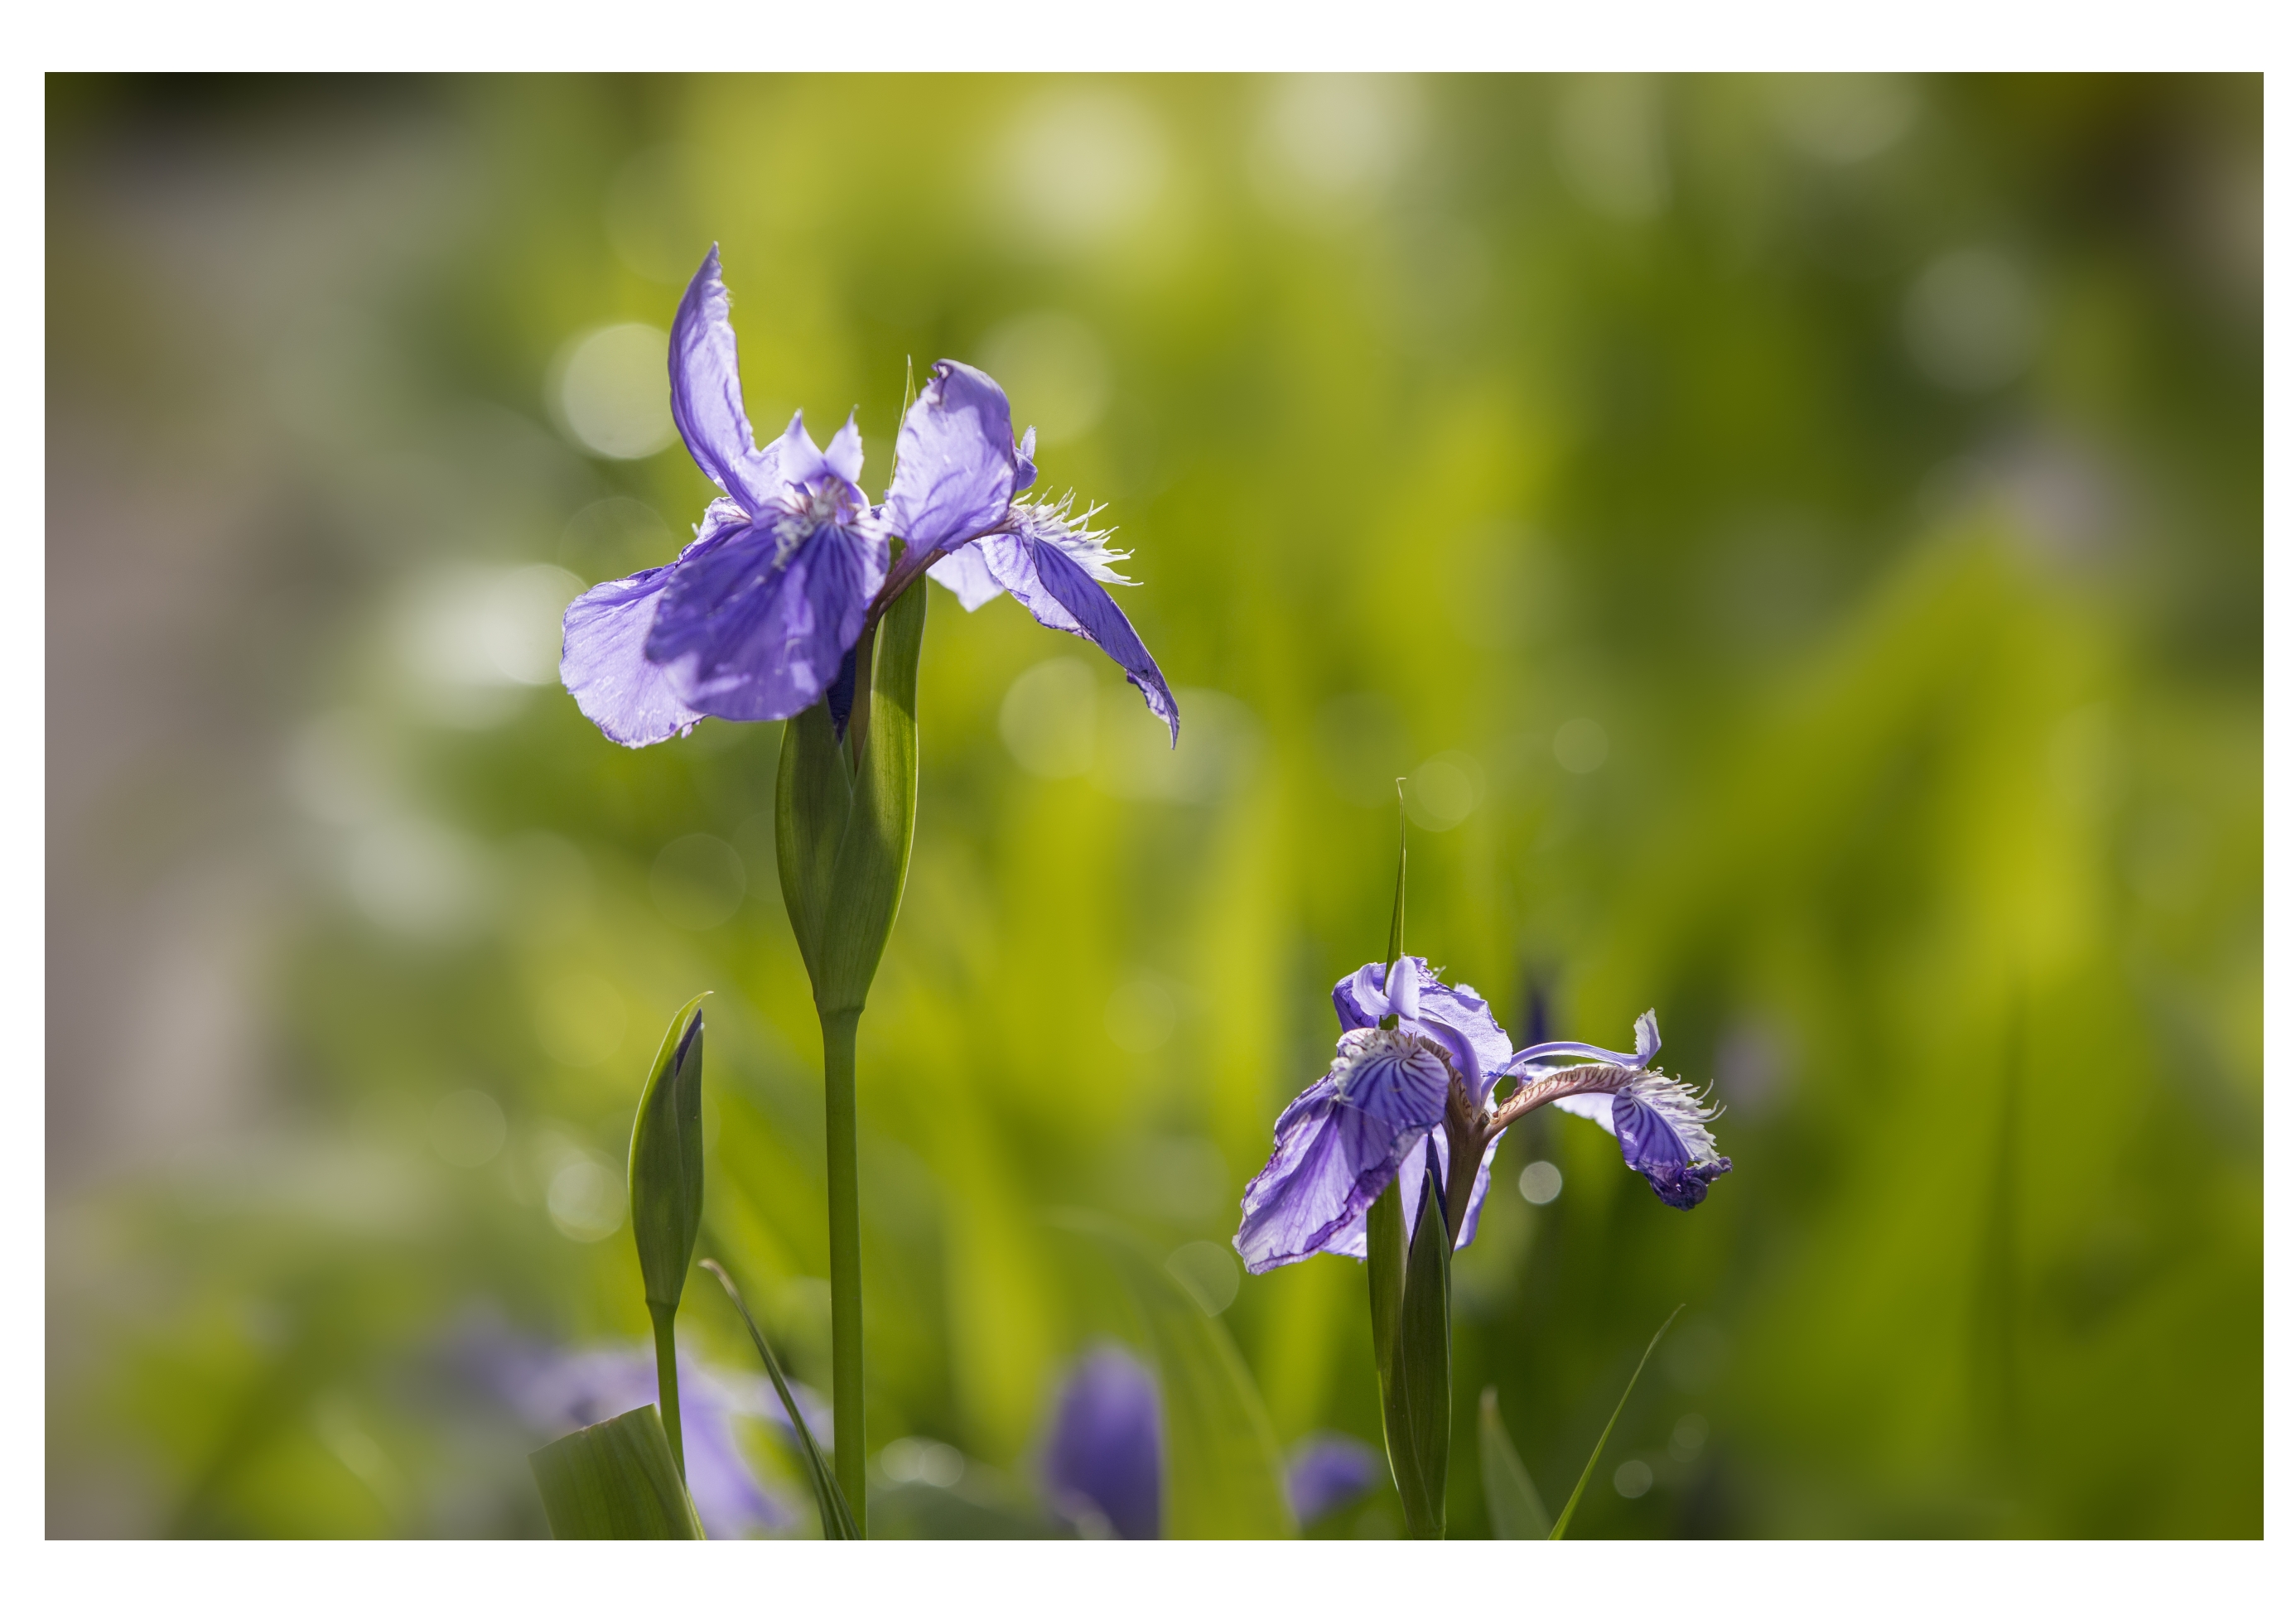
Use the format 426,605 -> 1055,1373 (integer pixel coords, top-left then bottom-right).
648,512 -> 885,723
1334,957 -> 1515,1103
982,525 -> 1179,744
1234,1029 -> 1450,1273
668,246 -> 784,516
887,359 -> 1022,559
1517,1011 -> 1730,1210
1285,1434 -> 1383,1526
560,561 -> 705,748
1043,1345 -> 1161,1540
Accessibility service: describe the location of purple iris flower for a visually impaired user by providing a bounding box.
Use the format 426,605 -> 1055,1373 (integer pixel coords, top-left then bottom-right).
1237,970 -> 1731,1274
1285,1433 -> 1382,1526
879,359 -> 1179,744
560,246 -> 887,748
465,1325 -> 818,1537
1042,1343 -> 1161,1540
1234,956 -> 1513,1275
1507,1011 -> 1734,1209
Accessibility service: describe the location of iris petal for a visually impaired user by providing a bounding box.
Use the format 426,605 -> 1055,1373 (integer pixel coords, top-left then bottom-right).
668,246 -> 784,516
982,528 -> 1179,744
885,359 -> 1021,558
559,562 -> 704,749
648,517 -> 885,724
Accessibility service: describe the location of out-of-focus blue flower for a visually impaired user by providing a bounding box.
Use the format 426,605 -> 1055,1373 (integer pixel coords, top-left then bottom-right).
1042,1343 -> 1161,1539
1285,1432 -> 1382,1526
1233,955 -> 1512,1274
1505,1011 -> 1733,1209
560,246 -> 886,747
879,359 -> 1178,744
465,1325 -> 822,1538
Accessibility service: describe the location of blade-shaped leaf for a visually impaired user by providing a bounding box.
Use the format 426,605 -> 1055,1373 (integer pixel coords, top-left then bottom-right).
699,1258 -> 858,1540
528,1405 -> 704,1540
1385,1147 -> 1452,1539
1549,1305 -> 1682,1540
1479,1386 -> 1551,1539
1059,1213 -> 1295,1539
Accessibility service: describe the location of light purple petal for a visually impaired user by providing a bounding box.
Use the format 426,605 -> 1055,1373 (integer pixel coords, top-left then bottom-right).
823,409 -> 865,487
561,564 -> 704,749
649,517 -> 885,723
926,541 -> 1006,610
884,359 -> 1020,557
1015,425 -> 1039,494
668,246 -> 784,516
1044,1345 -> 1161,1540
983,528 -> 1179,745
1234,1032 -> 1449,1273
1332,958 -> 1514,1104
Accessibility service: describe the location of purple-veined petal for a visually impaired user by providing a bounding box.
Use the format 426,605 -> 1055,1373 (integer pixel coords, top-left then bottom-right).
884,359 -> 1020,558
562,563 -> 705,748
1044,1345 -> 1161,1540
1384,957 -> 1421,1022
648,515 -> 885,723
925,541 -> 1006,610
774,412 -> 833,494
1333,958 -> 1514,1104
668,246 -> 784,517
1234,1030 -> 1449,1273
1514,1010 -> 1731,1209
1285,1434 -> 1382,1526
983,524 -> 1179,744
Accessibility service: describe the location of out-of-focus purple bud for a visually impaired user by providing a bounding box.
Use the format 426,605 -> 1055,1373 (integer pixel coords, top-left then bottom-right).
1042,1343 -> 1162,1539
1285,1432 -> 1383,1526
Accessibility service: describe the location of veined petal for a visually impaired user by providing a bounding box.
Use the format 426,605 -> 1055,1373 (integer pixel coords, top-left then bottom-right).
1332,957 -> 1513,1103
885,359 -> 1020,557
649,516 -> 886,723
1515,1010 -> 1731,1210
774,412 -> 832,494
561,562 -> 706,748
1234,1030 -> 1449,1273
982,521 -> 1179,744
669,246 -> 784,516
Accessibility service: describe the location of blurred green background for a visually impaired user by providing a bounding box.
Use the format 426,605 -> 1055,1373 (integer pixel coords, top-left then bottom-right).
46,74 -> 2260,1538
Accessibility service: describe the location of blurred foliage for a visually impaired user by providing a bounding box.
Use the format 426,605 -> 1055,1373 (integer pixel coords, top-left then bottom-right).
46,73 -> 2258,1537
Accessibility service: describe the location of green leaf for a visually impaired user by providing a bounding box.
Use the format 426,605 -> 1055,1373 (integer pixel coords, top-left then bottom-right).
628,995 -> 707,1314
698,1258 -> 859,1540
1549,1305 -> 1682,1540
1479,1386 -> 1551,1539
1384,1152 -> 1452,1539
1059,1213 -> 1295,1539
776,576 -> 926,1015
1365,1183 -> 1406,1391
528,1405 -> 704,1540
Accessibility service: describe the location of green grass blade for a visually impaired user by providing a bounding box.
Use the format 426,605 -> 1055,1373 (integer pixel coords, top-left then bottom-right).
1479,1386 -> 1551,1539
1058,1213 -> 1295,1539
1548,1304 -> 1682,1540
699,1258 -> 859,1540
528,1405 -> 704,1540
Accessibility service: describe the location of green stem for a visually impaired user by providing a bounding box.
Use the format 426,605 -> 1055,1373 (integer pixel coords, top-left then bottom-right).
820,1005 -> 868,1535
649,1302 -> 683,1480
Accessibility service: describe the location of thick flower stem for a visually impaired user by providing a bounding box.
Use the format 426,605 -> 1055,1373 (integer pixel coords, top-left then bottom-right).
649,1302 -> 684,1479
820,1004 -> 868,1535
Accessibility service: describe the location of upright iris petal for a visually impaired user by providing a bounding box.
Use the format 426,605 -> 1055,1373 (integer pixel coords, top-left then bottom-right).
560,248 -> 887,745
1042,1344 -> 1161,1540
1234,953 -> 1514,1274
881,359 -> 1179,744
